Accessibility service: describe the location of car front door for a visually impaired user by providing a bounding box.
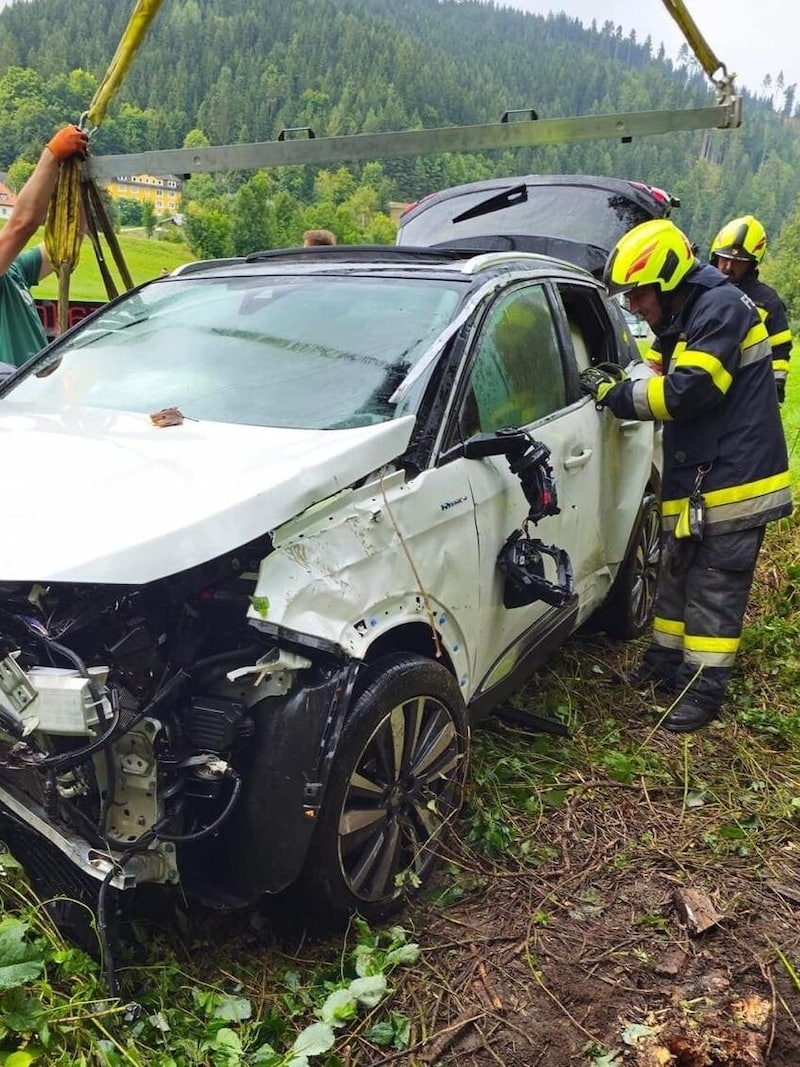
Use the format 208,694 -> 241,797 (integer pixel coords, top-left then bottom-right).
438,281 -> 606,699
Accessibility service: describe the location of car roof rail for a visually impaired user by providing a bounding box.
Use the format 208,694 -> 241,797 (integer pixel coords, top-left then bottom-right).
170,257 -> 247,277
244,244 -> 477,265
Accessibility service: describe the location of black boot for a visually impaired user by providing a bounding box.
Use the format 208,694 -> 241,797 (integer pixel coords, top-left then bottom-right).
661,700 -> 719,733
616,663 -> 676,693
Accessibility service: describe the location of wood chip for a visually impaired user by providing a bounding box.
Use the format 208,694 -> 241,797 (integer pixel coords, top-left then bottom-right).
672,887 -> 724,935
419,1010 -> 483,1064
652,947 -> 688,976
150,406 -> 185,427
766,880 -> 800,905
477,959 -> 504,1011
731,994 -> 772,1031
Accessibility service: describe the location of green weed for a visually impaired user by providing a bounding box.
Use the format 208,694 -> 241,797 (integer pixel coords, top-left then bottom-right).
0,853 -> 420,1067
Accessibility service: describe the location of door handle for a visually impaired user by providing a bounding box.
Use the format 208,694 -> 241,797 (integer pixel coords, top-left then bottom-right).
619,420 -> 641,434
564,449 -> 592,469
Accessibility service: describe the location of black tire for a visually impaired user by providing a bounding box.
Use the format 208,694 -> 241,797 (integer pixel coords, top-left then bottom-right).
595,490 -> 661,640
300,654 -> 469,924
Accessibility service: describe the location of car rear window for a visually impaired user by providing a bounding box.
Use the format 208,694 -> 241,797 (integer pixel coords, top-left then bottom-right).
400,184 -> 654,255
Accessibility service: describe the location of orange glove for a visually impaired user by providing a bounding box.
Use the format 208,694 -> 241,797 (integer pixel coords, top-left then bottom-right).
46,124 -> 89,163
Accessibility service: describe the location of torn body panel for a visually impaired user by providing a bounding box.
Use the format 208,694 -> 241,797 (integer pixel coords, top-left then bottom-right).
251,466 -> 478,694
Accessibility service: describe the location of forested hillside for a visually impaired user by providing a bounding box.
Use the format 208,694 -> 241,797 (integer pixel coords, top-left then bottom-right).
1,0 -> 800,274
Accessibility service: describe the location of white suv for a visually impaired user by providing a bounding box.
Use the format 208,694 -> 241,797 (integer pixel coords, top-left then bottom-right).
0,245 -> 660,925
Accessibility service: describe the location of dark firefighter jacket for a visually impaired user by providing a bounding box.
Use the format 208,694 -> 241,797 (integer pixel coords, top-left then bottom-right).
736,270 -> 792,389
603,263 -> 792,536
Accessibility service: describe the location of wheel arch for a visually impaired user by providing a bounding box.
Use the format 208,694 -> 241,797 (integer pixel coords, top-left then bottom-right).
363,621 -> 459,679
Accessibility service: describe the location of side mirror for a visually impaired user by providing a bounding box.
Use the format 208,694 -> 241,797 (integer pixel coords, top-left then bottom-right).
464,429 -> 560,523
462,429 -> 530,460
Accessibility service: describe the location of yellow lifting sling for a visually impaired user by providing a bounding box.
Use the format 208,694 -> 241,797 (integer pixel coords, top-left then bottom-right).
44,0 -> 165,335
660,0 -> 729,84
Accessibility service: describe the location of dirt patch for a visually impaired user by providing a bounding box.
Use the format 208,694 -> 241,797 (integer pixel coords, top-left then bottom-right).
389,827 -> 800,1067
363,630 -> 800,1067
173,634 -> 800,1067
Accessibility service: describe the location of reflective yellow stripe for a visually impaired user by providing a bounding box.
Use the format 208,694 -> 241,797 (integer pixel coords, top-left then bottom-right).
654,616 -> 684,637
773,358 -> 791,373
646,375 -> 671,420
742,322 -> 769,348
703,470 -> 792,507
662,470 -> 792,517
672,340 -> 687,359
673,349 -> 731,394
685,631 -> 740,668
684,634 -> 740,653
673,500 -> 692,539
770,329 -> 792,347
685,649 -> 737,667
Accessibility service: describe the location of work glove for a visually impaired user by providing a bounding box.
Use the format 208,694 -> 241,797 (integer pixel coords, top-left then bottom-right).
46,124 -> 89,163
579,363 -> 626,409
776,378 -> 786,405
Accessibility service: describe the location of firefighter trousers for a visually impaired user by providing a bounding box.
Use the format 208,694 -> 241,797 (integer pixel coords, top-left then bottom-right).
641,526 -> 766,711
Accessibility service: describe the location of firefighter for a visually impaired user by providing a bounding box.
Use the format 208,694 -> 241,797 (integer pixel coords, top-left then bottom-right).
710,215 -> 792,403
580,219 -> 792,733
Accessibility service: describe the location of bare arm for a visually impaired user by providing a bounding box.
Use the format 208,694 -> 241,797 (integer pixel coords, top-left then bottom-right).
0,125 -> 88,280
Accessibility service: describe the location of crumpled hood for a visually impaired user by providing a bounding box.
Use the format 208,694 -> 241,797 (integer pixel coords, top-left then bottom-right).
0,404 -> 415,583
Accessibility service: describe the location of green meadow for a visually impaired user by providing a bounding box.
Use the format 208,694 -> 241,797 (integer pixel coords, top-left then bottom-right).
31,229 -> 194,302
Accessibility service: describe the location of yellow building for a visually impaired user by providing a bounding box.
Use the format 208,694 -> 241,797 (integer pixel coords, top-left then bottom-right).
105,173 -> 182,215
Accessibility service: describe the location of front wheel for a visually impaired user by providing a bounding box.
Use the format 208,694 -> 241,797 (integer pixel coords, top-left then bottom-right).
300,654 -> 469,924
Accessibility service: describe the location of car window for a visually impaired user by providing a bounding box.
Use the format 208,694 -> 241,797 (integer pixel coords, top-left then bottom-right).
555,284 -> 618,375
4,276 -> 463,430
606,297 -> 645,365
458,285 -> 566,438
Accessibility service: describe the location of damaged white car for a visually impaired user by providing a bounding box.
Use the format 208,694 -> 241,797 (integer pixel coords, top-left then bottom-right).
0,244 -> 660,928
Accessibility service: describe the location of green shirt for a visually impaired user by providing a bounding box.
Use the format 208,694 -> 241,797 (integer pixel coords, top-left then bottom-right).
0,248 -> 47,368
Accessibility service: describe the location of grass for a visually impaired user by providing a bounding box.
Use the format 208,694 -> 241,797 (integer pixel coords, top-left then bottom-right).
0,348 -> 798,1066
29,228 -> 194,302
783,348 -> 800,483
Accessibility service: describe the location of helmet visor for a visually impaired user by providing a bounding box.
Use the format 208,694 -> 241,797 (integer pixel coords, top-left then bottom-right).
712,247 -> 755,263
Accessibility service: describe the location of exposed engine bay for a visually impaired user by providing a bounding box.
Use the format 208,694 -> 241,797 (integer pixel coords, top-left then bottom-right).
0,534 -> 347,903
